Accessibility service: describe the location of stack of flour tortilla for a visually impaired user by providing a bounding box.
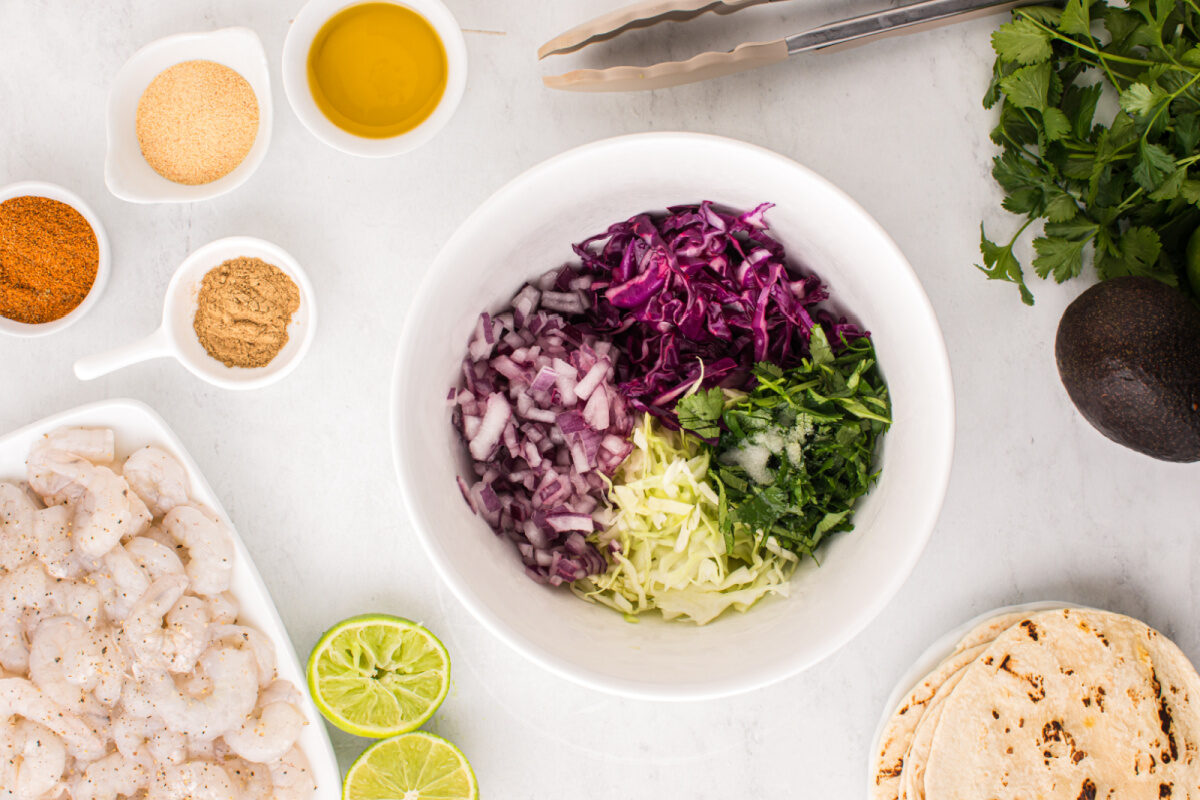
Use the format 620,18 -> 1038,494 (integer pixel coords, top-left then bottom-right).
871,607 -> 1200,800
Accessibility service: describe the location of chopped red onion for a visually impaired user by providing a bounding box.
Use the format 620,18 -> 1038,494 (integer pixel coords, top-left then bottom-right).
452,275 -> 635,585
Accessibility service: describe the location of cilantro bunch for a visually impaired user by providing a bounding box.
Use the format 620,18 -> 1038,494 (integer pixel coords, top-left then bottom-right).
676,327 -> 891,558
980,0 -> 1200,304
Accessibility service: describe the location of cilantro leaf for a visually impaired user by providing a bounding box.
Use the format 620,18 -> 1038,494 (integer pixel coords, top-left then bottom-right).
1032,235 -> 1088,281
1132,140 -> 1177,190
992,19 -> 1054,64
1119,82 -> 1169,117
1042,107 -> 1072,141
1059,0 -> 1091,35
676,387 -> 725,441
999,62 -> 1053,110
978,224 -> 1034,305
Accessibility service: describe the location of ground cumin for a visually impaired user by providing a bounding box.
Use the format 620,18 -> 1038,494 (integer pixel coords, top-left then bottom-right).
0,195 -> 99,324
193,257 -> 300,368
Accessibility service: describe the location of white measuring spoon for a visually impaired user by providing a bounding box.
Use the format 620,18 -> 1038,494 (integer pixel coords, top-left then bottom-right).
74,236 -> 317,390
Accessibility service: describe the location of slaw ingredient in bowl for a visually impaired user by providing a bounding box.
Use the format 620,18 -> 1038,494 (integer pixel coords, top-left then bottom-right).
450,202 -> 890,624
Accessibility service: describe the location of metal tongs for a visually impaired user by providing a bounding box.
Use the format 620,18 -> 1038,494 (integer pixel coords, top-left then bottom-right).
540,0 -> 1022,91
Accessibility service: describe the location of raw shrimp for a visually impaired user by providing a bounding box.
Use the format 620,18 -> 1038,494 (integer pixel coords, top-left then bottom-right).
163,595 -> 211,673
0,719 -> 67,800
123,575 -> 183,670
26,427 -> 114,504
269,746 -> 316,800
0,482 -> 37,572
148,760 -> 238,800
72,750 -> 152,800
0,677 -> 105,761
32,505 -> 80,579
99,545 -> 151,622
123,446 -> 190,518
113,709 -> 187,768
1,428 -> 313,799
148,646 -> 258,739
28,616 -> 105,716
70,463 -> 152,557
208,624 -> 276,686
33,427 -> 114,464
0,562 -> 52,674
224,692 -> 306,764
163,505 -> 233,595
126,536 -> 185,581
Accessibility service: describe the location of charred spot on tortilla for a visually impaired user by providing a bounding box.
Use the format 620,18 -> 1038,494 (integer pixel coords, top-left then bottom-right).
1160,782 -> 1172,796
1022,619 -> 1040,640
1078,778 -> 1097,800
1043,720 -> 1065,741
993,709 -> 1000,719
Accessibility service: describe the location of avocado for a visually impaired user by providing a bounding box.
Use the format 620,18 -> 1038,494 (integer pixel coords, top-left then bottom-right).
1055,276 -> 1200,462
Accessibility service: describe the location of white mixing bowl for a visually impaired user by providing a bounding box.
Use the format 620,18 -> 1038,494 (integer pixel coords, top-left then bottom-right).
391,132 -> 955,700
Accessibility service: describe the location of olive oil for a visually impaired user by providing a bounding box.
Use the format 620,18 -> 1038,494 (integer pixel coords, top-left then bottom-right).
307,2 -> 447,139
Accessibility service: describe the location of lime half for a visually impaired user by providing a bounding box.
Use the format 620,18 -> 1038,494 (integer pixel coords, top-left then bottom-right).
307,614 -> 450,738
343,731 -> 478,800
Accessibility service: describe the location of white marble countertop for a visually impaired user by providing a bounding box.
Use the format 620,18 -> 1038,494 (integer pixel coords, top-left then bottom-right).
3,1 -> 1199,797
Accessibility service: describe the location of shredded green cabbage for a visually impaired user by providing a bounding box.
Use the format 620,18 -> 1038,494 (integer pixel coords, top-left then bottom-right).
572,414 -> 796,625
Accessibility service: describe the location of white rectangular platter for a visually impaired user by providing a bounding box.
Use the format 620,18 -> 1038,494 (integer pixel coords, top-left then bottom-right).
0,397 -> 340,796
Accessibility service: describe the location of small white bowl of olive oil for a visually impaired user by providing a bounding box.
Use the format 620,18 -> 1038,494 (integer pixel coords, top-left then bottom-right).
281,0 -> 467,158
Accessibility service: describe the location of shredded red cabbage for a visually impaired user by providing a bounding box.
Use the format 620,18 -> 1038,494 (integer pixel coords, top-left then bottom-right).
555,201 -> 867,420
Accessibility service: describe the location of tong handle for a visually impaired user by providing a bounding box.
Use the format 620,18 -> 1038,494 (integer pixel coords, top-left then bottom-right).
543,38 -> 788,92
538,0 -> 773,59
786,0 -> 1022,53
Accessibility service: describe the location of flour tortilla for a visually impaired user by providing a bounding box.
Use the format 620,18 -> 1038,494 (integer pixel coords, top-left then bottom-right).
899,668 -> 962,800
924,608 -> 1200,800
871,646 -> 985,800
953,611 -> 1028,653
897,610 -> 1059,800
871,611 -> 1033,800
